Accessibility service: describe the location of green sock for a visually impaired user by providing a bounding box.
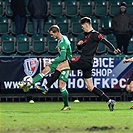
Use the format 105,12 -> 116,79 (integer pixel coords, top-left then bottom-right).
60,87 -> 70,107
33,73 -> 44,85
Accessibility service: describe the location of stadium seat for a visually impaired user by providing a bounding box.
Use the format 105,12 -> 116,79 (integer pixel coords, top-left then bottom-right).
79,3 -> 93,17
44,22 -> 53,36
127,37 -> 133,55
96,42 -> 107,55
26,22 -> 33,35
0,17 -> 10,35
106,34 -> 117,54
91,16 -> 99,31
32,34 -> 46,55
68,34 -> 77,53
57,22 -> 69,34
64,0 -> 79,17
47,40 -> 58,55
50,2 -> 63,17
94,5 -> 108,17
109,4 -> 120,17
108,0 -> 123,6
94,0 -> 108,17
100,16 -> 113,35
44,16 -> 55,35
126,5 -> 133,16
1,34 -> 15,54
0,1 -> 4,16
70,16 -> 81,26
5,2 -> 13,17
71,22 -> 83,36
16,34 -> 30,54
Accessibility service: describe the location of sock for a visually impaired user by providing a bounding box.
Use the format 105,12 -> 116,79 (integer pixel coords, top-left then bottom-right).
33,73 -> 45,85
60,87 -> 70,107
92,87 -> 110,102
46,70 -> 61,88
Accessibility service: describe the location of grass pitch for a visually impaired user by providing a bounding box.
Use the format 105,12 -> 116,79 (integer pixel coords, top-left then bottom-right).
0,102 -> 133,133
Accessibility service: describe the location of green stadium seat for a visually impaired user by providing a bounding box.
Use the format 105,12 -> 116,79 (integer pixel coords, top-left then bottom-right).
72,22 -> 83,36
16,34 -> 30,54
100,16 -> 113,35
0,16 -> 10,35
26,22 -> 33,35
91,16 -> 99,31
64,0 -> 79,17
57,22 -> 69,34
1,34 -> 15,54
32,34 -> 46,55
50,3 -> 63,17
106,34 -> 117,54
96,42 -> 107,55
109,4 -> 120,17
5,3 -> 13,17
44,22 -> 53,36
47,40 -> 58,55
68,34 -> 77,53
127,37 -> 133,55
126,5 -> 133,16
95,4 -> 108,17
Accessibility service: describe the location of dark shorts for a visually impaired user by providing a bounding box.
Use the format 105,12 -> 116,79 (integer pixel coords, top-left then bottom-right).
68,58 -> 93,78
127,73 -> 133,84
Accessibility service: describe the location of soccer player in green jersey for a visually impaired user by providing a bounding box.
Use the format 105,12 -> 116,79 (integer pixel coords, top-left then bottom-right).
19,25 -> 72,110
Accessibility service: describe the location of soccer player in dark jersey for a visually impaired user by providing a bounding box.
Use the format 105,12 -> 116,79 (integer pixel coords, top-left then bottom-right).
123,57 -> 133,109
38,17 -> 120,111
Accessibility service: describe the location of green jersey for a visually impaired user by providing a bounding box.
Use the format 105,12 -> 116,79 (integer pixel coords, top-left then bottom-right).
51,35 -> 72,64
49,35 -> 72,82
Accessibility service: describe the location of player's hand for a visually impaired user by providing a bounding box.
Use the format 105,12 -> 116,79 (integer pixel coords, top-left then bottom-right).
114,48 -> 121,54
77,40 -> 84,45
46,62 -> 52,66
123,59 -> 128,63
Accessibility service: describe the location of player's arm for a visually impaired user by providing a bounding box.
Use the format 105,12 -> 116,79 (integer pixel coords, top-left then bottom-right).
51,44 -> 67,64
101,38 -> 121,54
123,57 -> 133,63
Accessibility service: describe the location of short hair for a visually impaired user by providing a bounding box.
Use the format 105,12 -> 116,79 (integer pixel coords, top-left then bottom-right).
80,17 -> 92,25
48,25 -> 60,33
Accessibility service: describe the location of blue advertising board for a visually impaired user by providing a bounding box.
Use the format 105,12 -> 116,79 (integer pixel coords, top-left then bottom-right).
0,57 -> 132,90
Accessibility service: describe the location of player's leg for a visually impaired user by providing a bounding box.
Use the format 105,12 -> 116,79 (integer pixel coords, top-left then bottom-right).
18,66 -> 51,89
46,61 -> 70,89
33,65 -> 51,85
59,70 -> 71,111
84,77 -> 115,111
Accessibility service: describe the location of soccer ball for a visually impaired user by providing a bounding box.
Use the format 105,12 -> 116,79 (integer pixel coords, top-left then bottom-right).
23,76 -> 33,87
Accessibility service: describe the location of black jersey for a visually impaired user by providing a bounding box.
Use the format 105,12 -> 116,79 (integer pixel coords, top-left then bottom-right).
77,30 -> 116,62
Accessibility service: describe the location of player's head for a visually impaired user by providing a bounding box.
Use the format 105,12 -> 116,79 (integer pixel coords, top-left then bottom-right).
80,17 -> 92,25
80,17 -> 93,32
48,25 -> 61,39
